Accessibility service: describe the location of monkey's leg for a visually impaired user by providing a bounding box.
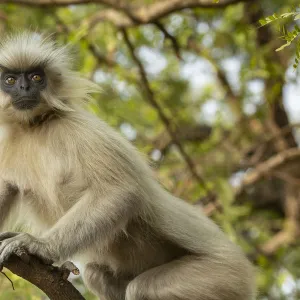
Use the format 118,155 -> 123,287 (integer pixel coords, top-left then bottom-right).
125,254 -> 254,300
84,263 -> 131,300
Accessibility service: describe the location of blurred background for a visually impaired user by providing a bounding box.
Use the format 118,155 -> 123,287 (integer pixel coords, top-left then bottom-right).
0,0 -> 299,299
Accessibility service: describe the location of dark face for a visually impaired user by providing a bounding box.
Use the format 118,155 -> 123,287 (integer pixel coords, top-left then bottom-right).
0,67 -> 47,110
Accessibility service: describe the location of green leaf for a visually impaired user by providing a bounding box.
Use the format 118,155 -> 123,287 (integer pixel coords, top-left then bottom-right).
281,12 -> 296,18
259,19 -> 267,26
294,13 -> 300,20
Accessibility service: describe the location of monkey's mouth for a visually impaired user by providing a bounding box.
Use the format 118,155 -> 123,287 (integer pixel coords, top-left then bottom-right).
12,98 -> 40,110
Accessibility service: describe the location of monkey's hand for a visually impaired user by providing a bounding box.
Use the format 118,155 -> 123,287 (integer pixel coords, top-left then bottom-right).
0,232 -> 55,269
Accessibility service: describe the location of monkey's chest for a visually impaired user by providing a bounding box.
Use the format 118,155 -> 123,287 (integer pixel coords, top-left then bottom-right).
0,130 -> 67,199
0,136 -> 71,225
1,148 -> 60,191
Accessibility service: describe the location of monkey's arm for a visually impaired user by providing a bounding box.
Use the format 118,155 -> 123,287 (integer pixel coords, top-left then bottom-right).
0,186 -> 139,264
44,188 -> 138,261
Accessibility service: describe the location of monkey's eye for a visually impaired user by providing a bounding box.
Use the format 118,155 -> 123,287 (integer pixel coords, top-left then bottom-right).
5,77 -> 16,85
31,74 -> 42,82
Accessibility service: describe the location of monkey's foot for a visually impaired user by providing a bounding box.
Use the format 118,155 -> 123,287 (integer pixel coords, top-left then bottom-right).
59,261 -> 80,280
0,232 -> 54,270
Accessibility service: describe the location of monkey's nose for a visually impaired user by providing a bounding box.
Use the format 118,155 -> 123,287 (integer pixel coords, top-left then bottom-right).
20,85 -> 30,91
19,76 -> 30,91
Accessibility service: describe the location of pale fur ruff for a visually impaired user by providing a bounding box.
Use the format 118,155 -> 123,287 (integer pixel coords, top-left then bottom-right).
0,32 -> 256,300
0,32 -> 98,123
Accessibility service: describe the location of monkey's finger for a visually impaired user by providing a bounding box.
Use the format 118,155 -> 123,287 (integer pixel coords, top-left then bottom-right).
0,232 -> 20,242
13,247 -> 30,264
60,261 -> 80,280
0,237 -> 20,255
0,242 -> 20,265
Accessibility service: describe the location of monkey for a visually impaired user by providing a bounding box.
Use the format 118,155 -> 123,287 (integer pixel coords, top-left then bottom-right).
0,32 -> 255,300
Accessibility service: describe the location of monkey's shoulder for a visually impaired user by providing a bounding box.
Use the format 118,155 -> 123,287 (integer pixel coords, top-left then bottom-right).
52,112 -> 152,175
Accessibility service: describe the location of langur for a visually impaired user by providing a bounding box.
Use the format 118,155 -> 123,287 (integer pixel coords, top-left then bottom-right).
0,32 -> 255,300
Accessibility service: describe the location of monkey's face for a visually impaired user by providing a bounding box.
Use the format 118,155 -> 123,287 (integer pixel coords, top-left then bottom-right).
0,67 -> 47,111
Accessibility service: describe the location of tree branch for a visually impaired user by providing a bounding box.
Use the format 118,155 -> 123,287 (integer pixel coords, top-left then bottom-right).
186,38 -> 242,118
3,255 -> 84,300
7,0 -> 250,26
1,0 -> 91,5
154,21 -> 182,59
88,9 -> 134,29
121,28 -> 212,195
51,13 -> 117,69
5,0 -> 250,9
89,15 -> 182,59
260,185 -> 300,255
125,0 -> 250,23
236,148 -> 300,195
152,124 -> 212,153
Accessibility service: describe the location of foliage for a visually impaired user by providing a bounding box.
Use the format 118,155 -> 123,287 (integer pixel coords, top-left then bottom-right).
0,0 -> 299,299
259,6 -> 300,68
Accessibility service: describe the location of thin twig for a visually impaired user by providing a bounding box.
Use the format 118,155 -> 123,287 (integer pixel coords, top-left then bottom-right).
154,21 -> 182,59
52,13 -> 117,68
186,38 -> 242,118
1,271 -> 15,290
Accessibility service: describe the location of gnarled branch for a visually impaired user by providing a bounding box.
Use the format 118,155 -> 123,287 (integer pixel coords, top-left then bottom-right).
3,255 -> 84,300
7,0 -> 250,28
